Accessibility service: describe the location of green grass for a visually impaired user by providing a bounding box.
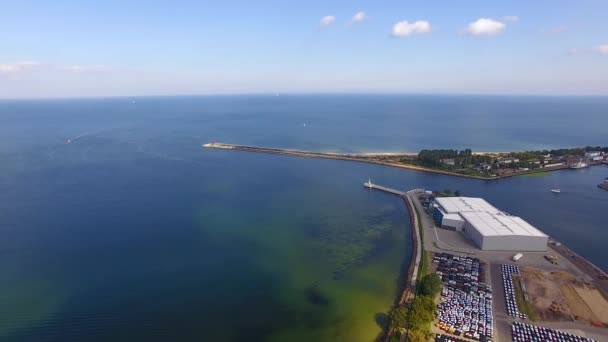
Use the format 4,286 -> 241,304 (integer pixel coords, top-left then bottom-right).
412,204 -> 427,284
520,171 -> 550,177
512,275 -> 537,321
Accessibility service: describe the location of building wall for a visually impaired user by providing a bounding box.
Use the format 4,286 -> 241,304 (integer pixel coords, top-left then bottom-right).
442,216 -> 465,231
463,221 -> 548,251
433,206 -> 444,223
480,235 -> 548,251
464,221 -> 484,248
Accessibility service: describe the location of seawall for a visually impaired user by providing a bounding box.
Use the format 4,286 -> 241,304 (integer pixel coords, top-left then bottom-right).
203,143 -> 497,180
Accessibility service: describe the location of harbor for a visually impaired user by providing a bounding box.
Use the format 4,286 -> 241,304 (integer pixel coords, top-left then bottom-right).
363,180 -> 608,342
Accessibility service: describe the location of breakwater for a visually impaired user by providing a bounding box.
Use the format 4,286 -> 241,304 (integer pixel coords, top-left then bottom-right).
203,143 -> 496,180
203,142 -> 604,181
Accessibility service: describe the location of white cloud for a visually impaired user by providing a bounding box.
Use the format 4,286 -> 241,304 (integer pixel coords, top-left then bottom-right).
62,65 -> 111,72
595,45 -> 608,55
0,61 -> 41,73
0,61 -> 114,75
319,15 -> 335,29
391,20 -> 432,37
351,11 -> 367,24
465,18 -> 506,36
503,16 -> 519,22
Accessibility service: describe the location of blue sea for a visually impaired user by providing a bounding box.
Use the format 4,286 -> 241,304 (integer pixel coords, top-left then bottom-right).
0,95 -> 607,341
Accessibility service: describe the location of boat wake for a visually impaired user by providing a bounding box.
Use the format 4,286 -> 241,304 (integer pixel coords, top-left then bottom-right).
66,132 -> 94,144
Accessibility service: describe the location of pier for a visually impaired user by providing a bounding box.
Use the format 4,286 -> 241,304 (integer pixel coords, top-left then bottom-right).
363,181 -> 406,197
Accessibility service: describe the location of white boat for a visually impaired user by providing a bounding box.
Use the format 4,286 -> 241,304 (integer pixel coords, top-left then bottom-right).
570,160 -> 588,169
550,189 -> 561,193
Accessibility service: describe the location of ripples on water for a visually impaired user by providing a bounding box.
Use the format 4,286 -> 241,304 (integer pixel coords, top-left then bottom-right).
0,95 -> 607,341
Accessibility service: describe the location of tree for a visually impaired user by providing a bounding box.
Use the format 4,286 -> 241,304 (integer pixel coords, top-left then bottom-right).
408,296 -> 436,331
407,329 -> 430,342
419,274 -> 441,297
388,306 -> 408,331
454,190 -> 461,197
443,189 -> 452,196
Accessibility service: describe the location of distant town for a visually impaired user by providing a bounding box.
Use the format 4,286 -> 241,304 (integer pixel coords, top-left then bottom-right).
410,147 -> 608,178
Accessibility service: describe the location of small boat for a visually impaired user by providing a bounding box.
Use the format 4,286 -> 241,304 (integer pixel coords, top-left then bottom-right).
570,160 -> 588,169
550,189 -> 561,193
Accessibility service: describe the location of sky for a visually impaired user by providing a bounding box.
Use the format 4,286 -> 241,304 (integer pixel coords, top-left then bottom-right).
1,0 -> 608,98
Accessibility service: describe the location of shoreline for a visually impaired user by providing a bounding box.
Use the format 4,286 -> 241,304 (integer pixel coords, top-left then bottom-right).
203,143 -> 496,180
202,143 -> 601,181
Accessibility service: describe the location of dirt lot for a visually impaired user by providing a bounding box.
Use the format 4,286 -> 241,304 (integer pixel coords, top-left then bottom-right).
521,267 -> 608,323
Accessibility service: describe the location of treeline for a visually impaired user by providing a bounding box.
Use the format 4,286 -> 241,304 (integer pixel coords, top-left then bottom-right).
510,146 -> 607,160
418,146 -> 607,169
417,149 -> 491,168
388,273 -> 441,342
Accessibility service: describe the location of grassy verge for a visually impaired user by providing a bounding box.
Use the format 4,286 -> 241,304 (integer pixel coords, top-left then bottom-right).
512,275 -> 537,321
520,171 -> 550,177
413,205 -> 428,281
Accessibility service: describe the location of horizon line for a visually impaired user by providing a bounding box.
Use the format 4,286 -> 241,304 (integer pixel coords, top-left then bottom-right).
2,91 -> 608,101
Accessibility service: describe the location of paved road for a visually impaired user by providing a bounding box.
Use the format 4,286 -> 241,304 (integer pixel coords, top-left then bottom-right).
490,263 -> 516,342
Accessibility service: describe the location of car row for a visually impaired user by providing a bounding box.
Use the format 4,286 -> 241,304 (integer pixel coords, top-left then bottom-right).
435,333 -> 469,342
501,264 -> 527,319
436,286 -> 493,341
511,322 -> 597,342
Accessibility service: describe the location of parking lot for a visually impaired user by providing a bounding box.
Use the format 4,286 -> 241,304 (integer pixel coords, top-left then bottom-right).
511,322 -> 597,342
433,253 -> 486,289
435,333 -> 470,342
433,253 -> 493,341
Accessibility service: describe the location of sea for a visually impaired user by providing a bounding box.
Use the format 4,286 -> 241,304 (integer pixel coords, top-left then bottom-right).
0,95 -> 607,341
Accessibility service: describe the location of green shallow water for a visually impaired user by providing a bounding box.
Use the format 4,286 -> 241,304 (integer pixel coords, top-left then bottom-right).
0,137 -> 412,341
192,158 -> 411,342
3,96 -> 605,341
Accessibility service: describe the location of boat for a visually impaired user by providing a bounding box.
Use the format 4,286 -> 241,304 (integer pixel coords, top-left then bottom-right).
570,159 -> 589,169
550,189 -> 561,193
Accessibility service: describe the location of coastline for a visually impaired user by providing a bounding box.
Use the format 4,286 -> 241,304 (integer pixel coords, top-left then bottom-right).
203,143 -> 497,180
202,143 -> 599,181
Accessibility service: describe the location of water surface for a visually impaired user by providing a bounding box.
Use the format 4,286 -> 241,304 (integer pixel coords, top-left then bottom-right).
0,95 -> 606,341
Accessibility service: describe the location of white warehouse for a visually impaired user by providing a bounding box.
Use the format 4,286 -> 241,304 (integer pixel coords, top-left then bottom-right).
432,197 -> 548,251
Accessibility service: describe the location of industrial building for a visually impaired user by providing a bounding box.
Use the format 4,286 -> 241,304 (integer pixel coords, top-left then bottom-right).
432,197 -> 548,251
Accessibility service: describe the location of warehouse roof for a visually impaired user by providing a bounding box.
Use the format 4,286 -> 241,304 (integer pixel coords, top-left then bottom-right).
442,213 -> 465,222
460,211 -> 548,238
435,197 -> 501,214
434,196 -> 548,238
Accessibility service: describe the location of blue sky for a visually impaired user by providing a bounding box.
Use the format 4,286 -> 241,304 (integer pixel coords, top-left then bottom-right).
1,0 -> 607,97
